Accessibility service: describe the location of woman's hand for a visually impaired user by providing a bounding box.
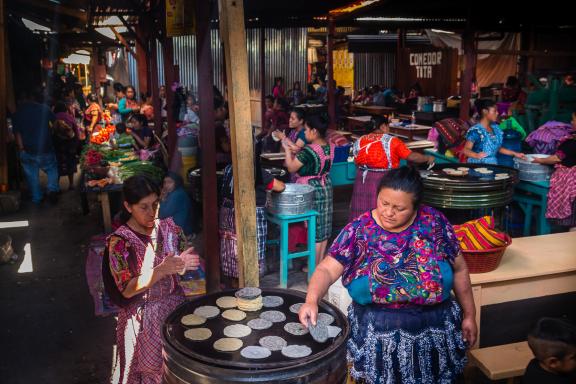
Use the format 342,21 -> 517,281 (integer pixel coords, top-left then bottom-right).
274,130 -> 286,141
157,254 -> 185,276
298,302 -> 319,328
461,316 -> 478,348
180,247 -> 201,271
476,152 -> 488,159
514,152 -> 527,160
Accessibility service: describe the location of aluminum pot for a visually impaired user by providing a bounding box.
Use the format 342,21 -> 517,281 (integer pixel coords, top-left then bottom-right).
266,183 -> 314,215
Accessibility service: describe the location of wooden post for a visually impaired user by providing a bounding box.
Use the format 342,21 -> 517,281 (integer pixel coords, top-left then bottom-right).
459,30 -> 477,121
196,0 -> 220,292
0,0 -> 7,185
163,37 -> 178,167
260,27 -> 266,130
396,28 -> 405,87
135,22 -> 150,96
149,37 -> 162,136
326,16 -> 336,129
219,0 -> 258,287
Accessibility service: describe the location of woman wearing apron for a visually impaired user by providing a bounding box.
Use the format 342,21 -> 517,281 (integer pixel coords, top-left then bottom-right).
284,114 -> 334,264
350,116 -> 433,221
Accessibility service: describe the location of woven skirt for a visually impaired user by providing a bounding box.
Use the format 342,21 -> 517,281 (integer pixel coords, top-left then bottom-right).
309,178 -> 333,242
347,298 -> 467,384
219,200 -> 267,278
349,167 -> 389,222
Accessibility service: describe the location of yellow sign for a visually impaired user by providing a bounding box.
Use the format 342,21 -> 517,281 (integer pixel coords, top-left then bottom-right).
166,0 -> 195,37
333,49 -> 354,91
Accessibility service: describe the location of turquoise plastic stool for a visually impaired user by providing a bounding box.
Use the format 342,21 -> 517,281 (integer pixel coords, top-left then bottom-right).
266,210 -> 318,288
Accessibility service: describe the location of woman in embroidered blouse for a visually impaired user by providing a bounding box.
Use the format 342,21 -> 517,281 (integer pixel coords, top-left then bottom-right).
299,166 -> 477,384
104,175 -> 200,384
284,114 -> 334,264
463,99 -> 525,164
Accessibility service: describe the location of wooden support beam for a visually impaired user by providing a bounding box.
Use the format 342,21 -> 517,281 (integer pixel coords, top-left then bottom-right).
15,0 -> 87,23
395,28 -> 405,87
149,38 -> 162,137
260,27 -> 266,130
111,27 -> 137,60
135,26 -> 149,96
326,16 -> 336,129
476,49 -> 576,57
219,0 -> 258,287
196,0 -> 220,293
0,0 -> 7,185
460,29 -> 477,121
162,37 -> 178,167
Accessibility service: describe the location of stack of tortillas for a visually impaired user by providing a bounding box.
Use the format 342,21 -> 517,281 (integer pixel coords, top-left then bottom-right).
235,287 -> 263,312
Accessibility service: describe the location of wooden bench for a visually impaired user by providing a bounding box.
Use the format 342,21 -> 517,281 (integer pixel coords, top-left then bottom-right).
469,341 -> 534,382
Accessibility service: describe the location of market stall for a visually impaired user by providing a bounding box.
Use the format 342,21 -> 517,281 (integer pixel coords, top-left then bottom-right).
80,119 -> 164,233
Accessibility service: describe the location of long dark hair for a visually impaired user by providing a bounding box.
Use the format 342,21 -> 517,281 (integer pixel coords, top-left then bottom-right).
119,175 -> 161,223
475,99 -> 496,117
377,166 -> 424,208
305,114 -> 329,137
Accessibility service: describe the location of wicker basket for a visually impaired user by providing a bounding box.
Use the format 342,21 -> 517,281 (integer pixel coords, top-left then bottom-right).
462,235 -> 511,274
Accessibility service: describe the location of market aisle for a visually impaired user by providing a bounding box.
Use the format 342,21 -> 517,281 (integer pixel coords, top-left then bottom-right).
0,190 -> 115,384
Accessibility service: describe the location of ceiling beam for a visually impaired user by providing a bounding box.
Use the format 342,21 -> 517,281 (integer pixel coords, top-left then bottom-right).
14,0 -> 88,23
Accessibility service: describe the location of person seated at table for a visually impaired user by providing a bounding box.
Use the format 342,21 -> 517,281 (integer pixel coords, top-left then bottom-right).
219,141 -> 285,287
272,76 -> 285,99
299,166 -> 476,384
259,95 -> 275,140
159,172 -> 194,237
349,116 -> 433,221
382,84 -> 401,107
532,111 -> 576,229
462,99 -> 526,164
524,317 -> 576,384
214,99 -> 232,169
397,83 -> 421,114
272,97 -> 290,132
273,109 -> 308,155
287,81 -> 304,106
502,76 -> 521,102
128,113 -> 153,150
315,78 -> 328,103
353,88 -> 369,104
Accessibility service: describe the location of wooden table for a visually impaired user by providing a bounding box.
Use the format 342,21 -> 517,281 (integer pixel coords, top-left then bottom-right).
469,232 -> 576,349
513,179 -> 551,236
82,182 -> 123,233
346,115 -> 371,133
349,104 -> 396,116
389,123 -> 432,141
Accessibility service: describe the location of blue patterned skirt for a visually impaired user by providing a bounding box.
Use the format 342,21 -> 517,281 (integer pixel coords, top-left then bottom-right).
347,298 -> 467,384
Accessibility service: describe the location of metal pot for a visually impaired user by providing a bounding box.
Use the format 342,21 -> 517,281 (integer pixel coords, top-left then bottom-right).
433,100 -> 446,112
266,183 -> 314,215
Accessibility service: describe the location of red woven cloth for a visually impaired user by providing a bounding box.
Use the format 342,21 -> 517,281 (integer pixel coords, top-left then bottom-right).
546,165 -> 576,220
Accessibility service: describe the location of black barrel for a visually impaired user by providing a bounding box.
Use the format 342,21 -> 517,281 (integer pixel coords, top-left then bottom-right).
162,288 -> 349,384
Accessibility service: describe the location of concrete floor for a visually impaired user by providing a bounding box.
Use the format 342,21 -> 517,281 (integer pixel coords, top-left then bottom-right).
3,179 -> 567,384
0,182 -> 353,384
0,188 -> 116,384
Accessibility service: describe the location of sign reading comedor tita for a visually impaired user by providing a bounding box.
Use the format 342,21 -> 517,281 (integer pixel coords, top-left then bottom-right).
398,48 -> 458,99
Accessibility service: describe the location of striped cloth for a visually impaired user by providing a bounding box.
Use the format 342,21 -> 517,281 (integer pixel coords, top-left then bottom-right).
219,199 -> 268,278
453,216 -> 508,251
546,165 -> 576,221
310,178 -> 333,242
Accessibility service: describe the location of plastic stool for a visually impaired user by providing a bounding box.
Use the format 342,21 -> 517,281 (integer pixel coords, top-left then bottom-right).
266,210 -> 318,288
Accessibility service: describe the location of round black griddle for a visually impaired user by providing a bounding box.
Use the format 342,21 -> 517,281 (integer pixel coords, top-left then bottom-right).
163,288 -> 349,370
